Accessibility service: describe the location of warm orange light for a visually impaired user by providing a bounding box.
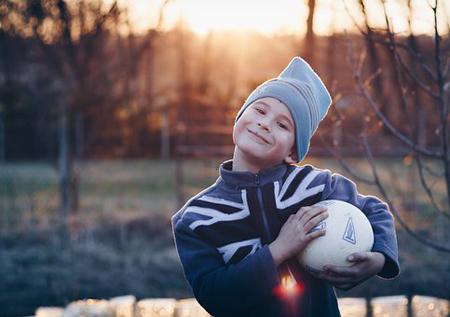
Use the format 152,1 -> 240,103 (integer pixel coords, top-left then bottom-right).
174,0 -> 306,36
282,275 -> 298,293
274,274 -> 303,299
126,0 -> 450,36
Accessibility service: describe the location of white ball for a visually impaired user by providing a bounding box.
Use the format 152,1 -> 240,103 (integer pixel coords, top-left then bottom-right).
297,200 -> 374,273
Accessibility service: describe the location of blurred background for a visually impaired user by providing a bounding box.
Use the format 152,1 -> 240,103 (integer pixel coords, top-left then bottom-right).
0,0 -> 449,316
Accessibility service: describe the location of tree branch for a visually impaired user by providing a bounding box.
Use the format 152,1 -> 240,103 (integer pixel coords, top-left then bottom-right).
421,160 -> 445,177
346,38 -> 443,158
361,133 -> 450,253
414,153 -> 450,219
343,0 -> 437,82
318,132 -> 375,185
432,0 -> 450,211
381,1 -> 439,101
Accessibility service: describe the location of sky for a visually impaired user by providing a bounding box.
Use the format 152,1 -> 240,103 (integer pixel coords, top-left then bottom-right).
122,0 -> 450,36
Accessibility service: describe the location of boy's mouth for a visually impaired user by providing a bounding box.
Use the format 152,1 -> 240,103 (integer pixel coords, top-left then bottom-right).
247,129 -> 271,144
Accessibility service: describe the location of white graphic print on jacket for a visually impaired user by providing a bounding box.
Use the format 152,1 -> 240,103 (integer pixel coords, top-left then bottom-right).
274,168 -> 325,209
183,167 -> 326,264
186,190 -> 250,230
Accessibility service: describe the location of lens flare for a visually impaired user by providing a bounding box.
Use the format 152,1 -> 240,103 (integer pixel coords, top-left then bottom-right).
274,274 -> 303,299
273,274 -> 304,316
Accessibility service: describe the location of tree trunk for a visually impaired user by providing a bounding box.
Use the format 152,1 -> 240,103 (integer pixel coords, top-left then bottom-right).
58,99 -> 71,227
175,158 -> 184,209
0,104 -> 5,162
75,111 -> 84,159
303,0 -> 316,64
160,110 -> 170,160
175,25 -> 189,209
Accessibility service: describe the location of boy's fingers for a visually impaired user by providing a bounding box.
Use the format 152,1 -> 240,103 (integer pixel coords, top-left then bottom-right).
287,213 -> 296,222
291,208 -> 304,221
298,206 -> 327,224
288,212 -> 302,224
305,228 -> 326,241
296,207 -> 308,220
347,252 -> 370,262
322,265 -> 356,278
303,211 -> 328,233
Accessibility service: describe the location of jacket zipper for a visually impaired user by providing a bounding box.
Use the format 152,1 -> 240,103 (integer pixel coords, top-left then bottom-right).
255,174 -> 272,243
256,174 -> 296,288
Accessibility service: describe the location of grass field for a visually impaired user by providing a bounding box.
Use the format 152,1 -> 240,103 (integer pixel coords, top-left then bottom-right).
0,158 -> 448,317
0,157 -> 446,228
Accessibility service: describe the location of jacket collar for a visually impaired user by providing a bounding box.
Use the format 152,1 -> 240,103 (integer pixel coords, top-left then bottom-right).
219,159 -> 288,189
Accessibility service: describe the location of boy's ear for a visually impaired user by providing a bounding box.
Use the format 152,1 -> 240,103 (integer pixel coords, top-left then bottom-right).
283,148 -> 298,164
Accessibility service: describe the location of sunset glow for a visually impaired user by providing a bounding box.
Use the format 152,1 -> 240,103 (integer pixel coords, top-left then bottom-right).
173,0 -> 306,35
127,0 -> 450,36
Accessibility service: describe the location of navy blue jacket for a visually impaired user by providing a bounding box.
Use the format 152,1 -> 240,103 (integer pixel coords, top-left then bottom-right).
171,160 -> 400,317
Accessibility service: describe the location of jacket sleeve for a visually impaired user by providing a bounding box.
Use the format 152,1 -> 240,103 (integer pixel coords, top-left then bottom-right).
313,169 -> 400,279
172,214 -> 281,316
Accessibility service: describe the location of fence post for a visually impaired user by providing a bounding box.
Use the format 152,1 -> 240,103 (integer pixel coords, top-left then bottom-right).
407,293 -> 413,317
366,296 -> 372,317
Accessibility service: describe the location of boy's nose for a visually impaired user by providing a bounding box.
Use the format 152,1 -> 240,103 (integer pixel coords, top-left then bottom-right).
257,121 -> 271,132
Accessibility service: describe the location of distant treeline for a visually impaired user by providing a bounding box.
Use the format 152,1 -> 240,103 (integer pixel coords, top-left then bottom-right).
0,29 -> 444,161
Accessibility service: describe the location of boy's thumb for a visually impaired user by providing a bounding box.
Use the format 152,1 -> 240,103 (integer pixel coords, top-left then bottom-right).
347,252 -> 367,262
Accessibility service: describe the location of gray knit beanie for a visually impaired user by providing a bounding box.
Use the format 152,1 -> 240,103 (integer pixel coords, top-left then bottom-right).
235,57 -> 332,162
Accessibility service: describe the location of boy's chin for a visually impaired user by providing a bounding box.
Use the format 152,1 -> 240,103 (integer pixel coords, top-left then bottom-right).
238,144 -> 268,158
238,146 -> 285,165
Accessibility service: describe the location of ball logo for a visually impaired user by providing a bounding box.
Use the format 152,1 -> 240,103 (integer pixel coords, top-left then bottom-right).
310,221 -> 326,233
342,217 -> 356,244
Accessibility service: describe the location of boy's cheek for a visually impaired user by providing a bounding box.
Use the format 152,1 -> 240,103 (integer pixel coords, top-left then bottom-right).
231,128 -> 238,144
232,122 -> 245,144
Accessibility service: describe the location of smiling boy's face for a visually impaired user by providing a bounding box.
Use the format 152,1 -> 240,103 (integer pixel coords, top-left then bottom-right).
232,97 -> 297,169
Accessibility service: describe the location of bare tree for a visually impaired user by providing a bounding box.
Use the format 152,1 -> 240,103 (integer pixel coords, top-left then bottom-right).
119,0 -> 171,157
0,1 -> 131,235
333,0 -> 450,252
0,0 -> 175,234
303,0 -> 316,64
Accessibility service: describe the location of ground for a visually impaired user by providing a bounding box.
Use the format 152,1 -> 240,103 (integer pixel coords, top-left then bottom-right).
0,158 -> 448,317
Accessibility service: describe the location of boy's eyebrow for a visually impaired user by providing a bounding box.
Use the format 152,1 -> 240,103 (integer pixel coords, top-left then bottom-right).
254,100 -> 271,109
256,100 -> 294,128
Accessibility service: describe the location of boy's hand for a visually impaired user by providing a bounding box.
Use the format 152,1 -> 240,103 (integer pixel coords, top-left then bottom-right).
269,205 -> 328,266
315,251 -> 385,290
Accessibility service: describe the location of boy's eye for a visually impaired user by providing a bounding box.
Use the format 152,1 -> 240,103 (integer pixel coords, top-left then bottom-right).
278,122 -> 288,130
255,108 -> 265,114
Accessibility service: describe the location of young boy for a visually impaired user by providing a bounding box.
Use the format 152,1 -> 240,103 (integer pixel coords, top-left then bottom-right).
171,57 -> 399,317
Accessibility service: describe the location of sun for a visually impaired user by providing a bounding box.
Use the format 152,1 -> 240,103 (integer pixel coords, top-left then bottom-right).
173,0 -> 306,35
126,0 -> 450,36
128,0 -> 307,36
